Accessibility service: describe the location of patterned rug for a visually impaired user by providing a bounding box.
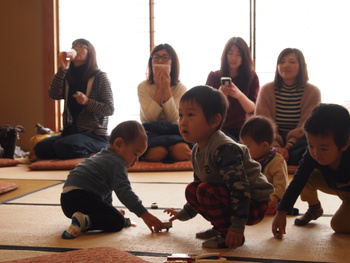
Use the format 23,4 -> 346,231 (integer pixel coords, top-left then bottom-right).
2,247 -> 151,263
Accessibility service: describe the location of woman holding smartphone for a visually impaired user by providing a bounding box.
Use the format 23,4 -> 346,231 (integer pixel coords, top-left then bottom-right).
206,37 -> 259,141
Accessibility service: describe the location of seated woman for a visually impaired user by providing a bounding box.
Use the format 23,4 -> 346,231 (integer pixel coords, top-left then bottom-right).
255,48 -> 321,165
34,38 -> 114,160
206,37 -> 260,141
137,43 -> 191,162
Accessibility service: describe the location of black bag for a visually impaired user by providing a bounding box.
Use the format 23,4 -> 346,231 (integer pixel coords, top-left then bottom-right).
0,125 -> 25,159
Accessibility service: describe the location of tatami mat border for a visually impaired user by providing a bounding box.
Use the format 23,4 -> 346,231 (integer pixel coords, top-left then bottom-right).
0,245 -> 331,263
0,181 -> 64,204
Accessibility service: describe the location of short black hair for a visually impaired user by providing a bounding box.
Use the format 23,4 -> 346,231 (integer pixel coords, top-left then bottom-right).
180,85 -> 229,130
109,121 -> 146,145
303,103 -> 350,148
240,116 -> 275,144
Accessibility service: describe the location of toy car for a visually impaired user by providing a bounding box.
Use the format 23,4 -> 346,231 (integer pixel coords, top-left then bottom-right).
161,220 -> 172,231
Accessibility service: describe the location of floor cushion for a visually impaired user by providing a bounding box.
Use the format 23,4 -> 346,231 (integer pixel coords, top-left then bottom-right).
0,158 -> 22,167
128,160 -> 193,172
28,158 -> 85,170
0,181 -> 19,194
29,159 -> 193,172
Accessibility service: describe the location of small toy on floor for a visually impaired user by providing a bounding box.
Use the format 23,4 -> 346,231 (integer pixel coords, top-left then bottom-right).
161,220 -> 172,231
151,202 -> 158,209
274,230 -> 283,239
165,253 -> 226,262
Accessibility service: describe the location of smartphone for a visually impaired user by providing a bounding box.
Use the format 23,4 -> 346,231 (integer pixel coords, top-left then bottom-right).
221,77 -> 232,86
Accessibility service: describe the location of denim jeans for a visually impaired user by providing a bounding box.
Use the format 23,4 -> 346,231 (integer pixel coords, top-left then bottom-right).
34,133 -> 108,159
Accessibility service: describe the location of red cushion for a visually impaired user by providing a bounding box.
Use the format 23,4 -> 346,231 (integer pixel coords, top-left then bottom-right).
28,158 -> 85,170
29,159 -> 193,172
0,158 -> 22,167
0,181 -> 19,194
128,160 -> 193,172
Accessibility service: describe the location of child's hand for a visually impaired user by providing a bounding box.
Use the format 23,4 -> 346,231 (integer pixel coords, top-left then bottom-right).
163,208 -> 178,221
140,211 -> 163,233
269,195 -> 278,209
225,230 -> 244,249
278,147 -> 290,162
272,210 -> 287,238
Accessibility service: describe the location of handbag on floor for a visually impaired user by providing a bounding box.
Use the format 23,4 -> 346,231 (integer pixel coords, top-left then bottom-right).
0,125 -> 25,159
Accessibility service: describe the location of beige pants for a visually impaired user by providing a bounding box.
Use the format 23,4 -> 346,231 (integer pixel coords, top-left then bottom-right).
300,169 -> 350,233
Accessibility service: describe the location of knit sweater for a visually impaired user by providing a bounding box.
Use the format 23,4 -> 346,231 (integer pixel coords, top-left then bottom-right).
137,80 -> 187,124
49,67 -> 114,136
255,82 -> 321,146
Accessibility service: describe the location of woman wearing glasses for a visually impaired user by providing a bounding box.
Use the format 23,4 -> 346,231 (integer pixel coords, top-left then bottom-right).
137,43 -> 191,162
34,38 -> 114,160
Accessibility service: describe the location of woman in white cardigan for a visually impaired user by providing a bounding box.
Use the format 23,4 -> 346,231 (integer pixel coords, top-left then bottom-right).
138,44 -> 191,162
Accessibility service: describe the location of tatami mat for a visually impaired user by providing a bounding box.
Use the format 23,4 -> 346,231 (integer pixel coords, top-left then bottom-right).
0,179 -> 63,203
0,165 -> 349,263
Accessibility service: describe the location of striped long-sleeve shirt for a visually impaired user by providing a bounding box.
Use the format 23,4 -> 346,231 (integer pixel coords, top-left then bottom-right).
275,85 -> 303,134
255,82 -> 321,146
48,67 -> 114,136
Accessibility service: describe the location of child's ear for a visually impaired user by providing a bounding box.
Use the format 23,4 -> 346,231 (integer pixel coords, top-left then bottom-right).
112,137 -> 124,150
262,141 -> 270,150
209,113 -> 222,129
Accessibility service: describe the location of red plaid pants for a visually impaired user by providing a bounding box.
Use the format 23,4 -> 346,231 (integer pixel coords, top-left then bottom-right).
185,181 -> 268,235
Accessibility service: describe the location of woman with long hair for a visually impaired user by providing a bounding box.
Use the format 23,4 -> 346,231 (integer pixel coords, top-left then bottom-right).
34,38 -> 114,159
206,37 -> 260,141
255,48 -> 321,165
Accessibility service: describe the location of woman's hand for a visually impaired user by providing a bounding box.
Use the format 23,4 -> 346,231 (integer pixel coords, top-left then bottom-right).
219,82 -> 255,113
58,53 -> 70,69
219,83 -> 243,99
153,65 -> 172,104
153,66 -> 171,89
73,91 -> 89,105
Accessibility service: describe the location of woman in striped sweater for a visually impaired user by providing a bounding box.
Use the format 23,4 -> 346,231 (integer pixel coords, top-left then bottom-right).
34,39 -> 114,160
255,48 -> 321,165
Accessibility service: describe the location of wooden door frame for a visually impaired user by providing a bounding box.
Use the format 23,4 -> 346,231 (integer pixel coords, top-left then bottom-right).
43,0 -> 60,132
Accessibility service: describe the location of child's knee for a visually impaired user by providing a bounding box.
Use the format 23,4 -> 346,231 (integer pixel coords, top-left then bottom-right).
330,201 -> 350,234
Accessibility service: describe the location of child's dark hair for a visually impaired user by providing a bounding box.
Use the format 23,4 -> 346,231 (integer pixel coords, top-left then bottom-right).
109,121 -> 146,145
240,116 -> 275,144
180,85 -> 228,130
303,103 -> 350,149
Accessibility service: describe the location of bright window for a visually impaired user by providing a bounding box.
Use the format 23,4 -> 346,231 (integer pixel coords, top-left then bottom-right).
59,0 -> 350,132
255,0 -> 350,106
